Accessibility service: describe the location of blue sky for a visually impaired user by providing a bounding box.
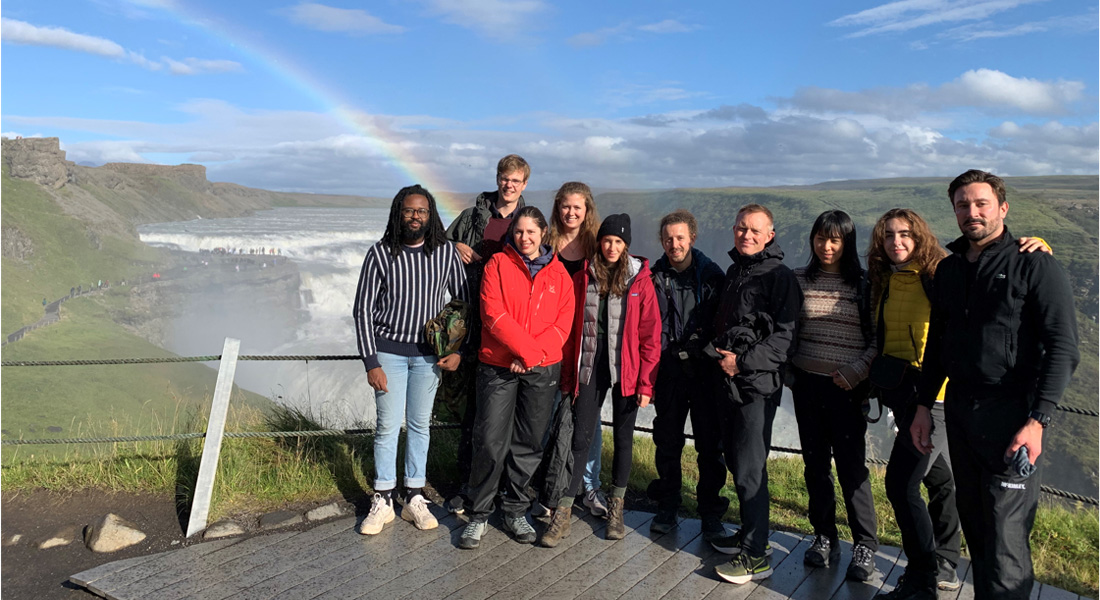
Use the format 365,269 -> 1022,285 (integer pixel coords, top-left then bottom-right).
2,0 -> 1097,196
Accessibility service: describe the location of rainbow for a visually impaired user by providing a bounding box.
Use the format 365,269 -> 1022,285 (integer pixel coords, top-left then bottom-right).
154,5 -> 468,222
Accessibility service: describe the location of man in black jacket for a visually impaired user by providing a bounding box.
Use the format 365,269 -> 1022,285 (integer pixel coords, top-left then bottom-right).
705,204 -> 803,585
648,210 -> 729,540
912,170 -> 1079,600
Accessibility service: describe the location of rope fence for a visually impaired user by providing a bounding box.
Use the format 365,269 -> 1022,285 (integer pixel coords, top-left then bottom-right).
2,354 -> 1096,507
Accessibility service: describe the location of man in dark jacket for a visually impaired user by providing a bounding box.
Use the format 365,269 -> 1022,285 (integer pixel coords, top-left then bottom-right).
648,210 -> 729,540
912,170 -> 1079,600
705,204 -> 803,585
443,154 -> 529,512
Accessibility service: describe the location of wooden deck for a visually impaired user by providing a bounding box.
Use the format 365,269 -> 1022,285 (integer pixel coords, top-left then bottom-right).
70,507 -> 1085,600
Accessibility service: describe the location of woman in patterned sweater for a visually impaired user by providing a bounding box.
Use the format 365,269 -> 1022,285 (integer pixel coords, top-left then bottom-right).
790,210 -> 880,582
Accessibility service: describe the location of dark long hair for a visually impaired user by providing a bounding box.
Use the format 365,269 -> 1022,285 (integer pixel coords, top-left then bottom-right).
805,210 -> 862,286
380,184 -> 448,258
593,240 -> 631,297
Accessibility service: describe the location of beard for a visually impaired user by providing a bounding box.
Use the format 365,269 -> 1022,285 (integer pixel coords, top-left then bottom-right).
400,220 -> 426,243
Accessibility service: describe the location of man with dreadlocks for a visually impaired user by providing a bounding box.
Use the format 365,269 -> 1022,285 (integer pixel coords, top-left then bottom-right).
353,184 -> 470,535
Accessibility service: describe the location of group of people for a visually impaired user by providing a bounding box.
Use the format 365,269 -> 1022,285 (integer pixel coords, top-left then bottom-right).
352,156 -> 1079,599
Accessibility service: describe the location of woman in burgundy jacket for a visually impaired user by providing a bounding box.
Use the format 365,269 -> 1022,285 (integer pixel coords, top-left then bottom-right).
458,206 -> 575,550
540,213 -> 661,546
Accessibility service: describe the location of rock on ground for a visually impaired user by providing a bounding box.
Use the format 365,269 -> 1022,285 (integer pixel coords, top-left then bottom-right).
84,513 -> 147,553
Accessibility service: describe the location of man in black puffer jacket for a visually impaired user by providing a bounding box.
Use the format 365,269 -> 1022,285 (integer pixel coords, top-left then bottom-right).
704,204 -> 803,585
912,170 -> 1079,600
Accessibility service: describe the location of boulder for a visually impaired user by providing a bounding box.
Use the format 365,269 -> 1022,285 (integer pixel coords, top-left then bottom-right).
305,502 -> 348,522
39,525 -> 81,549
84,514 -> 146,553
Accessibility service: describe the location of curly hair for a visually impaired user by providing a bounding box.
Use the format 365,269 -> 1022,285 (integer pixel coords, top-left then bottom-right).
546,181 -> 599,258
866,208 -> 947,305
380,184 -> 448,259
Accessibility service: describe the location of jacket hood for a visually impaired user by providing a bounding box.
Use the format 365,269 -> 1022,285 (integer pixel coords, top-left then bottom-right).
729,240 -> 785,265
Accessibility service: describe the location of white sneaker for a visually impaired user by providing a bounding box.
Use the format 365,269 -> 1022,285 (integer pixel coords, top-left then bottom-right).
358,493 -> 395,535
584,488 -> 608,517
401,494 -> 439,530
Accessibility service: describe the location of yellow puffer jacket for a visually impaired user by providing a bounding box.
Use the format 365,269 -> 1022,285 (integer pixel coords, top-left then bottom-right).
879,265 -> 947,401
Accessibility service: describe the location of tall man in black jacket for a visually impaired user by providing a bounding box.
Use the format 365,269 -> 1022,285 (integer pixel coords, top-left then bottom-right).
648,210 -> 729,540
704,204 -> 803,585
911,170 -> 1079,600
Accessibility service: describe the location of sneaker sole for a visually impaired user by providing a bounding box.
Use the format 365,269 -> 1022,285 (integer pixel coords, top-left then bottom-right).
938,580 -> 962,591
716,567 -> 772,585
458,538 -> 480,549
357,511 -> 395,535
401,511 -> 438,530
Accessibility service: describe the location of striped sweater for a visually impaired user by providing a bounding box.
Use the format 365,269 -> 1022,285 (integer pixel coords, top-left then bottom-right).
353,241 -> 469,371
792,268 -> 876,387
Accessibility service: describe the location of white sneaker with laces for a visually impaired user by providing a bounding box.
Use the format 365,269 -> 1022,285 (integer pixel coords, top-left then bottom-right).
401,494 -> 439,530
358,493 -> 395,535
584,487 -> 608,517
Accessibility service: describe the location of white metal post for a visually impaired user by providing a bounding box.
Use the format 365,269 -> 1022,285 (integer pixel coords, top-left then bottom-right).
185,337 -> 241,537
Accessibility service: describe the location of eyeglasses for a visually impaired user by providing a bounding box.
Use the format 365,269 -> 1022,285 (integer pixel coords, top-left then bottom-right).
402,208 -> 430,218
498,176 -> 526,186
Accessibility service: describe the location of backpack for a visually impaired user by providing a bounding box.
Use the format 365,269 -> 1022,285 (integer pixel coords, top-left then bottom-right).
424,299 -> 469,358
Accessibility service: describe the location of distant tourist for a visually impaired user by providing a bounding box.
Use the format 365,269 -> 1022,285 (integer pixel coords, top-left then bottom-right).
444,154 -> 530,514
538,213 -> 660,547
353,184 -> 469,536
707,204 -> 802,585
459,206 -> 574,550
646,210 -> 730,541
912,170 -> 1078,599
790,210 -> 879,581
70,287 -> 75,298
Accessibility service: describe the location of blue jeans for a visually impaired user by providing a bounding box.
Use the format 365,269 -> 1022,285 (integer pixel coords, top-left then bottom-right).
373,352 -> 440,491
584,412 -> 603,491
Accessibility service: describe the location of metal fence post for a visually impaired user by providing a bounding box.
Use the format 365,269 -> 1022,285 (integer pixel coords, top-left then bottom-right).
185,337 -> 241,538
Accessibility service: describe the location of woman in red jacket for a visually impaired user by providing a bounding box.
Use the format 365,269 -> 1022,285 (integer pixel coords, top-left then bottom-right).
540,213 -> 661,546
458,206 -> 575,550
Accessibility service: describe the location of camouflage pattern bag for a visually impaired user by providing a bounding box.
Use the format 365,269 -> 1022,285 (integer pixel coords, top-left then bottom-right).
424,299 -> 469,358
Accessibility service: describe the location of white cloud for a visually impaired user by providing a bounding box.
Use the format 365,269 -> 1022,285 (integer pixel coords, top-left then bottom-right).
829,0 -> 1045,37
941,69 -> 1084,113
163,57 -> 245,75
282,3 -> 406,34
422,0 -> 548,39
569,18 -> 701,46
637,19 -> 698,34
940,11 -> 1098,41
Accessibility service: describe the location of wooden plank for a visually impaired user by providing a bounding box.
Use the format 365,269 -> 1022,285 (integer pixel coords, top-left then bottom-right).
1039,584 -> 1080,600
1031,583 -> 1042,600
743,532 -> 812,599
178,518 -> 357,599
70,539 -> 238,589
703,529 -> 802,600
443,512 -> 591,600
955,556 -> 976,600
187,337 -> 242,537
623,519 -> 722,600
789,536 -> 854,599
270,512 -> 467,600
826,541 -> 902,600
576,517 -> 704,600
90,532 -> 293,598
234,510 -> 460,600
530,510 -> 658,600
482,511 -> 630,600
329,515 -> 515,600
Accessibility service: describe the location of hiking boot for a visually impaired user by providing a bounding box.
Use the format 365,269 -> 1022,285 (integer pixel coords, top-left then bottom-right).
401,494 -> 438,530
357,493 -> 395,535
650,506 -> 677,534
715,553 -> 772,585
700,515 -> 727,543
875,569 -> 936,600
503,514 -> 536,544
458,520 -> 486,549
446,494 -> 466,515
804,534 -> 841,567
583,487 -> 609,517
847,543 -> 876,582
936,556 -> 961,591
539,506 -> 572,548
606,497 -> 626,540
710,528 -> 773,556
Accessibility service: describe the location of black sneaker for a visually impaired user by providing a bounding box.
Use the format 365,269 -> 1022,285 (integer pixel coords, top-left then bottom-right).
700,515 -> 726,543
846,543 -> 876,582
651,507 -> 677,534
936,556 -> 961,591
804,534 -> 840,567
710,528 -> 773,556
875,569 -> 936,599
715,553 -> 772,584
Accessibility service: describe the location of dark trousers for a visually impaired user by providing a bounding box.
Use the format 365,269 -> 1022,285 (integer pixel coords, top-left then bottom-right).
885,402 -> 961,574
651,358 -> 727,517
720,389 -> 779,556
566,377 -> 639,498
945,388 -> 1040,600
466,362 -> 559,521
791,370 -> 879,550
